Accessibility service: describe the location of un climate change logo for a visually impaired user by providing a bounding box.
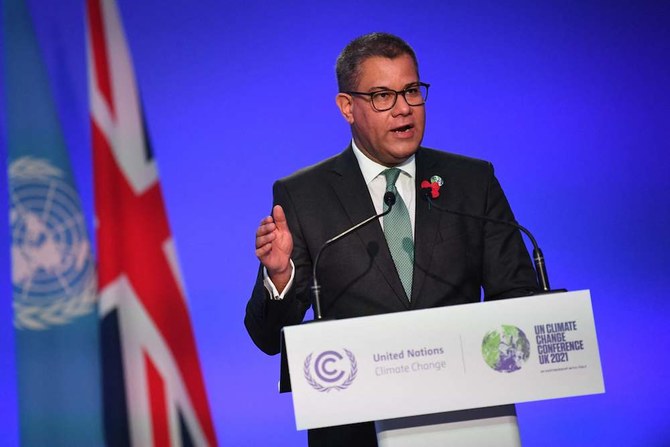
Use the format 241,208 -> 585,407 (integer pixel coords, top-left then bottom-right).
304,349 -> 358,392
9,157 -> 96,330
482,325 -> 531,373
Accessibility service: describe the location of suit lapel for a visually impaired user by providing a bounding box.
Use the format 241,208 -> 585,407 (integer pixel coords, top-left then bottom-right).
328,147 -> 410,309
410,148 -> 442,307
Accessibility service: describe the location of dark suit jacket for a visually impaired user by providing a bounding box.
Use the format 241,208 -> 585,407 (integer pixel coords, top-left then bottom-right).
244,146 -> 538,446
245,146 -> 538,355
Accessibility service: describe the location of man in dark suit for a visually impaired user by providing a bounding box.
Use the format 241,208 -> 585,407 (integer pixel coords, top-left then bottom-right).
245,32 -> 538,446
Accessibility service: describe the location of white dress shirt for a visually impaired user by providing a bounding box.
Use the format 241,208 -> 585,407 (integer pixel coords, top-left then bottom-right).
350,139 -> 416,234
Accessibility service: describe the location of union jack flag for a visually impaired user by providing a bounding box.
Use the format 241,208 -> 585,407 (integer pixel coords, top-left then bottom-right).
86,0 -> 217,444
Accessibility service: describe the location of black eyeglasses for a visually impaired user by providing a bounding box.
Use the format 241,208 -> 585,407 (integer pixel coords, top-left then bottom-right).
344,82 -> 430,112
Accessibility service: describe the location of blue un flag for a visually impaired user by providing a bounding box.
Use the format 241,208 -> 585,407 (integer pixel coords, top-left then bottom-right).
4,0 -> 105,445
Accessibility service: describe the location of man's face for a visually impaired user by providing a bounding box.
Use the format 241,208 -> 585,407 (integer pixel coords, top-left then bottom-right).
337,54 -> 426,166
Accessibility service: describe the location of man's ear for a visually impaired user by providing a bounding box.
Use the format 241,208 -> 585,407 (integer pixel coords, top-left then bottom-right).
335,93 -> 354,124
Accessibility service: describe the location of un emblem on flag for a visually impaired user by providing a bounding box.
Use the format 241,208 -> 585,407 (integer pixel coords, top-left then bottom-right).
9,157 -> 96,330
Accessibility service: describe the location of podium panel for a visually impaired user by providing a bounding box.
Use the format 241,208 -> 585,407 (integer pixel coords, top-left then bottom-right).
282,290 -> 604,430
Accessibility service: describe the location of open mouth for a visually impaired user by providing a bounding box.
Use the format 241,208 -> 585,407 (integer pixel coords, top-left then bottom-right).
391,124 -> 414,133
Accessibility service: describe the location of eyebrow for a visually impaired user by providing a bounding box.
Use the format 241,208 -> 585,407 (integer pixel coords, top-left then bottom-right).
367,81 -> 421,92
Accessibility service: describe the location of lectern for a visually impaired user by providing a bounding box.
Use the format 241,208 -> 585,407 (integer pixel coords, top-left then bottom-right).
280,290 -> 604,446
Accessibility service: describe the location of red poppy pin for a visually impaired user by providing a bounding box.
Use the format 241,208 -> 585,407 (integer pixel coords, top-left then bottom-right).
421,175 -> 443,199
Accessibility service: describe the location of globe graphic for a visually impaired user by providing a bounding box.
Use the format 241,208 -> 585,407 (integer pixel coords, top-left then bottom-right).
482,325 -> 531,372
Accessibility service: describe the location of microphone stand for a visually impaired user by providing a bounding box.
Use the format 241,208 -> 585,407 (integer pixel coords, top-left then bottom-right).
422,191 -> 558,294
310,192 -> 396,320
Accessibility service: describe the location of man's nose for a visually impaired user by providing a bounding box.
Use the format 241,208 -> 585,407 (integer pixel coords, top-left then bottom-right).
391,93 -> 412,115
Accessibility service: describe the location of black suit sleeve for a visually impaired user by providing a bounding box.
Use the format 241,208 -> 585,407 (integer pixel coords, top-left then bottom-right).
480,163 -> 538,300
244,180 -> 313,355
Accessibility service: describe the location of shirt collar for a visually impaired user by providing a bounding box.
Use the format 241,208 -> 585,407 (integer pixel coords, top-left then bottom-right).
351,139 -> 416,185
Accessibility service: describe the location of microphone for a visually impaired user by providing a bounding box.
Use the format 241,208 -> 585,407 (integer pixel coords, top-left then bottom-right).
311,192 -> 396,320
420,186 -> 556,293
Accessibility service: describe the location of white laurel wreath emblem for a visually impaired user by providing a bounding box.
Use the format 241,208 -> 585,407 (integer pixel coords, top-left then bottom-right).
303,349 -> 358,392
9,157 -> 97,330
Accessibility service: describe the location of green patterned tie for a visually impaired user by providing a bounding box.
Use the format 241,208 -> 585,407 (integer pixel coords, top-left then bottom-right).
382,168 -> 414,300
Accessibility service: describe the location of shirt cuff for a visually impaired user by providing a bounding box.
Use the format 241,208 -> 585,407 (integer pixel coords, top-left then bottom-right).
262,259 -> 295,300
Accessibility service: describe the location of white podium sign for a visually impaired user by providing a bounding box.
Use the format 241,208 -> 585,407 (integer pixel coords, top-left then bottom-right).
282,290 -> 604,430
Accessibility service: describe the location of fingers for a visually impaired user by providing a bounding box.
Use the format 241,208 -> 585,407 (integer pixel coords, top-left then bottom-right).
255,206 -> 288,243
255,217 -> 276,238
255,229 -> 276,249
254,205 -> 293,268
255,218 -> 277,257
255,241 -> 273,258
257,206 -> 288,233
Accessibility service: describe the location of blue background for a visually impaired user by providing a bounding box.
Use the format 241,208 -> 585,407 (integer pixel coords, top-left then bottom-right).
1,0 -> 669,445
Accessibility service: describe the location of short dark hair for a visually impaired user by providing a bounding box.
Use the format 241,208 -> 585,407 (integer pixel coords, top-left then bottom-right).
336,32 -> 419,92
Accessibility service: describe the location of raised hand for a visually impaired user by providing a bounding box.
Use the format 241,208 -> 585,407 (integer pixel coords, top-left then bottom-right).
255,205 -> 293,292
